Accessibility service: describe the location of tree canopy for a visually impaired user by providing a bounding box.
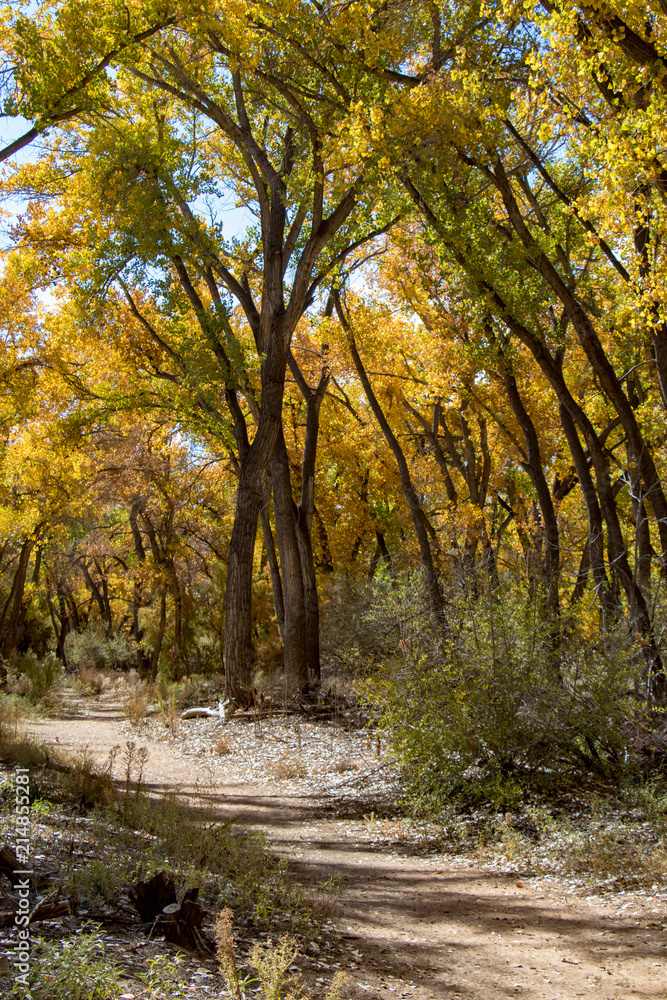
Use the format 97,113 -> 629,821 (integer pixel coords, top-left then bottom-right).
2,0 -> 667,712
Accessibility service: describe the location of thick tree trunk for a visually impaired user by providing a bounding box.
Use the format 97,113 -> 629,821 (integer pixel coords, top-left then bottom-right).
224,466 -> 263,703
270,430 -> 308,694
0,540 -> 35,663
224,345 -> 288,704
259,477 -> 285,635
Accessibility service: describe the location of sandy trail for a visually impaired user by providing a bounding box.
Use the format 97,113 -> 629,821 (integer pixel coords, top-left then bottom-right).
26,703 -> 667,1000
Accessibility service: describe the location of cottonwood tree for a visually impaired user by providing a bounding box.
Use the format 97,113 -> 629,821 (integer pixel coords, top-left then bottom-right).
4,1 -> 407,702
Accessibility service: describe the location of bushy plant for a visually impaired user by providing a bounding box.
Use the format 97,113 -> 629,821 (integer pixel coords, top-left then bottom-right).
249,934 -> 299,1000
67,857 -> 129,911
0,691 -> 30,736
65,626 -> 136,672
320,570 -> 407,673
8,650 -> 61,701
360,576 -> 637,809
8,925 -> 121,999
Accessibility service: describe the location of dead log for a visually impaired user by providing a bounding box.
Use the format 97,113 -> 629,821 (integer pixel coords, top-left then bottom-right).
29,887 -> 70,924
0,886 -> 70,927
0,844 -> 21,879
129,872 -> 177,922
0,843 -> 51,888
181,700 -> 236,721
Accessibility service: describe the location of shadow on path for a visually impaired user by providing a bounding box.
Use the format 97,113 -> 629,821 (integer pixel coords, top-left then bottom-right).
25,707 -> 667,1000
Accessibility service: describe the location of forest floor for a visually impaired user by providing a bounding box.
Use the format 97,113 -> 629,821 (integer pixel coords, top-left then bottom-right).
4,678 -> 667,1000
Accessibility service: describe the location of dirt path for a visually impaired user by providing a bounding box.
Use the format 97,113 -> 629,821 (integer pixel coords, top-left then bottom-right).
26,703 -> 667,1000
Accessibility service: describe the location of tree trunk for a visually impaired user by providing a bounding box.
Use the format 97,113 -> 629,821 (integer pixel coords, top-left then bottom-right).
150,588 -> 167,682
259,476 -> 285,635
501,363 -> 560,616
628,455 -> 654,593
337,295 -> 448,633
295,520 -> 321,685
129,503 -> 149,672
270,430 -> 308,695
171,563 -> 183,666
313,505 -> 334,574
294,362 -> 329,685
0,540 -> 35,663
224,466 -> 263,704
368,530 -> 392,579
224,348 -> 288,704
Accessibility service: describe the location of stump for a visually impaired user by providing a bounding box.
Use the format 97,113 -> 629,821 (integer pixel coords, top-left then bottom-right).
129,874 -> 213,953
129,872 -> 177,922
159,887 -> 212,952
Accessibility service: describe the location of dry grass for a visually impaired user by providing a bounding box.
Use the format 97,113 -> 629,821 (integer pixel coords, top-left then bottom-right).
249,934 -> 299,1000
562,826 -> 667,886
215,735 -> 233,755
77,666 -> 106,695
159,694 -> 180,736
0,693 -> 29,739
272,756 -> 307,780
330,756 -> 359,774
215,908 -> 243,1000
309,875 -> 342,922
0,731 -> 49,770
124,686 -> 151,725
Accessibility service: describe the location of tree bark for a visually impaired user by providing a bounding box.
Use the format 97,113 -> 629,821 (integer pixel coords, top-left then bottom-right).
500,359 -> 560,616
291,353 -> 330,685
129,502 -> 149,673
270,430 -> 308,694
259,476 -> 285,634
368,530 -> 392,578
0,540 -> 35,662
150,588 -> 167,682
224,339 -> 289,704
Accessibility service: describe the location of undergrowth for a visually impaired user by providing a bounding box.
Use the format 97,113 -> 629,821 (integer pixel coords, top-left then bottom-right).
352,574 -> 665,811
0,727 -> 339,1000
7,926 -> 121,1000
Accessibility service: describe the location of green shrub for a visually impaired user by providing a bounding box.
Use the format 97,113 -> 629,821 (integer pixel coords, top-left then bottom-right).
360,578 -> 636,810
8,926 -> 121,999
9,650 -> 61,701
0,691 -> 31,736
64,626 -> 136,672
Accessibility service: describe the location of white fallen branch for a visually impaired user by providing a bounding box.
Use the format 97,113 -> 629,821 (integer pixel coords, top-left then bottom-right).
181,700 -> 237,721
181,707 -> 218,719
